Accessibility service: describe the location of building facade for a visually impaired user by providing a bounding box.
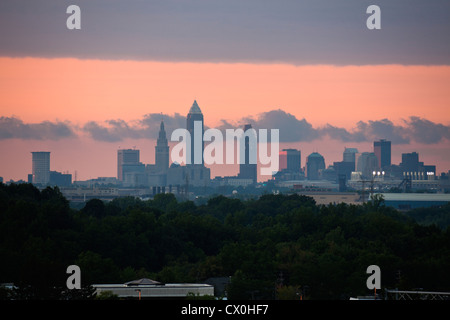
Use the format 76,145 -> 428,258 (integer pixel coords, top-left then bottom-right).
306,152 -> 325,180
238,124 -> 257,184
279,148 -> 301,173
117,149 -> 140,181
186,100 -> 204,165
374,139 -> 391,169
31,151 -> 50,185
356,152 -> 379,179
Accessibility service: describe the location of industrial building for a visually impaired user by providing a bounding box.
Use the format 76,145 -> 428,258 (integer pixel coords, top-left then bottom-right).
92,278 -> 214,299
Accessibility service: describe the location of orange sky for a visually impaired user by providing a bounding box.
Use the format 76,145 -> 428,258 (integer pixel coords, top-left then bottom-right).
1,57 -> 449,128
1,57 -> 450,181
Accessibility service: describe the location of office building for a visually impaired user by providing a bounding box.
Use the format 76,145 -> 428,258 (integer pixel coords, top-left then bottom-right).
123,163 -> 146,187
238,124 -> 257,184
186,100 -> 204,165
400,152 -> 420,172
343,148 -> 358,163
117,149 -> 140,181
333,161 -> 355,181
31,151 -> 50,185
279,148 -> 301,172
374,139 -> 391,169
167,162 -> 210,187
49,171 -> 72,187
356,152 -> 379,179
306,152 -> 325,180
400,152 -> 436,180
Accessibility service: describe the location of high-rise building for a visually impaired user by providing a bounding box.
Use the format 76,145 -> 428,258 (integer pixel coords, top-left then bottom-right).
400,152 -> 420,172
279,149 -> 301,172
343,147 -> 358,170
31,151 -> 50,185
117,149 -> 140,181
306,152 -> 325,180
356,152 -> 379,179
166,100 -> 210,188
238,124 -> 257,184
333,161 -> 354,181
186,100 -> 204,165
400,152 -> 436,180
155,120 -> 169,173
374,139 -> 391,169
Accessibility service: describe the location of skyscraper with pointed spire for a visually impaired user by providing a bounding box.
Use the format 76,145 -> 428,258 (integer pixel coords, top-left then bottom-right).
186,100 -> 204,166
155,120 -> 169,173
149,100 -> 210,190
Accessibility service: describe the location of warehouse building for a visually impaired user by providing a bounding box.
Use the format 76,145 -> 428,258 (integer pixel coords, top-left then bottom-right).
92,278 -> 214,299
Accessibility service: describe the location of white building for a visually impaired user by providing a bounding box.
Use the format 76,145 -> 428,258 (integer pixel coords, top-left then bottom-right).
92,278 -> 214,299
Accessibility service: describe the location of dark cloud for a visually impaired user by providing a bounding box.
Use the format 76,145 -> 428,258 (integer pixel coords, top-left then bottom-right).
221,109 -> 319,142
321,119 -> 410,144
226,110 -> 450,145
0,116 -> 75,140
82,120 -> 143,142
140,112 -> 186,137
2,113 -> 449,146
0,0 -> 449,65
82,113 -> 187,142
405,116 -> 450,144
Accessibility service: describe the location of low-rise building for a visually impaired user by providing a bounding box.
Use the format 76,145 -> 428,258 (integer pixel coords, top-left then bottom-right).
92,278 -> 214,299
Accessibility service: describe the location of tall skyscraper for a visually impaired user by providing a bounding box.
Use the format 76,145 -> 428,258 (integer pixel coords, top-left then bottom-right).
306,152 -> 325,180
31,151 -> 50,185
186,100 -> 204,165
155,120 -> 169,173
343,147 -> 358,170
117,149 -> 140,181
238,124 -> 257,184
279,149 -> 301,172
374,139 -> 391,169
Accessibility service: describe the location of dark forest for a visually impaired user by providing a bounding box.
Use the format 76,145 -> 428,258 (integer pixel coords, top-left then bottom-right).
1,183 -> 449,300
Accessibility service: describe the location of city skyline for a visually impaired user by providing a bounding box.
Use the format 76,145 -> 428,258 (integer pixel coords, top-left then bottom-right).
1,1 -> 450,182
15,102 -> 443,187
1,93 -> 449,183
1,99 -> 450,183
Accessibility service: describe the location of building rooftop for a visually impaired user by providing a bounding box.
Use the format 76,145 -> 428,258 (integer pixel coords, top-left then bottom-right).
92,278 -> 214,299
188,100 -> 202,114
124,278 -> 162,286
376,193 -> 450,202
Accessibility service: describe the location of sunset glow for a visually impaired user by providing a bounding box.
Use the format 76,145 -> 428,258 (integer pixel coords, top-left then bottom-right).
1,57 -> 450,181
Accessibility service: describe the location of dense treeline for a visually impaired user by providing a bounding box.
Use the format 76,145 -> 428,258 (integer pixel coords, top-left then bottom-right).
0,183 -> 449,299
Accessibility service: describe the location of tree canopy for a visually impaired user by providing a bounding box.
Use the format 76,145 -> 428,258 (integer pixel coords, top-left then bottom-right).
0,183 -> 449,299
